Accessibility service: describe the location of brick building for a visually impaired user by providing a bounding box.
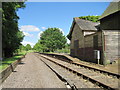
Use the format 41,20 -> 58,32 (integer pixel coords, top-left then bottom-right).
68,2 -> 120,65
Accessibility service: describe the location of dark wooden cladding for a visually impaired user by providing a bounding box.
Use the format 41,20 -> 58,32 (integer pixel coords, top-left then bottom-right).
78,48 -> 84,60
93,35 -> 98,49
104,30 -> 119,62
70,49 -> 75,56
74,40 -> 79,57
77,46 -> 103,64
100,11 -> 120,30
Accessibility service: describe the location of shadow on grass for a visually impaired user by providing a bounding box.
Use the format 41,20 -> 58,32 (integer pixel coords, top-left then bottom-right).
1,57 -> 22,66
18,62 -> 25,65
12,57 -> 21,60
1,63 -> 11,65
3,57 -> 21,61
15,54 -> 24,56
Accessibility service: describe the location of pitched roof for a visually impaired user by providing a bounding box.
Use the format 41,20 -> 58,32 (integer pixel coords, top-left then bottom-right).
75,18 -> 99,31
68,17 -> 100,40
100,1 -> 120,19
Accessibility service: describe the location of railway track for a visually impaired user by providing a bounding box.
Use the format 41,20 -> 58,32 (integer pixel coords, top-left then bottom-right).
44,54 -> 120,79
35,53 -> 119,89
35,54 -> 100,89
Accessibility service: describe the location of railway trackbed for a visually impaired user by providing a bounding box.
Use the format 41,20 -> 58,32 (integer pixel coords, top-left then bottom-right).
43,53 -> 120,79
35,53 -> 119,89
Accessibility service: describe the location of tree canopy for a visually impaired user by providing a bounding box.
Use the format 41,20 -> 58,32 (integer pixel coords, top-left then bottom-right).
33,40 -> 45,52
34,28 -> 67,52
2,2 -> 25,57
25,44 -> 32,51
79,15 -> 100,22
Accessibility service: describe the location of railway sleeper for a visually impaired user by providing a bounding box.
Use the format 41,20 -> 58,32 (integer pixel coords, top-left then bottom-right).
72,62 -> 120,79
40,55 -> 117,89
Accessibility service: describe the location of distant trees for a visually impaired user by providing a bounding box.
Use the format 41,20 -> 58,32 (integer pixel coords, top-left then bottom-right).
2,2 -> 25,57
19,44 -> 32,51
79,15 -> 100,22
33,40 -> 43,52
19,45 -> 26,52
25,44 -> 32,51
55,43 -> 70,53
33,28 -> 67,52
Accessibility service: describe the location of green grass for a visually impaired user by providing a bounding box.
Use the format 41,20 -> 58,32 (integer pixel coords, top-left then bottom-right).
55,48 -> 70,54
33,48 -> 70,54
27,50 -> 35,53
0,51 -> 27,72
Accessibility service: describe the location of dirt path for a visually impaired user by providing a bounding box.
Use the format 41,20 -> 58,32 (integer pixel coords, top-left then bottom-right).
2,53 -> 66,88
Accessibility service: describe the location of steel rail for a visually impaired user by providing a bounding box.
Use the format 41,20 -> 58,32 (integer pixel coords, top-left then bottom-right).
72,62 -> 120,79
40,54 -> 117,90
42,53 -> 120,79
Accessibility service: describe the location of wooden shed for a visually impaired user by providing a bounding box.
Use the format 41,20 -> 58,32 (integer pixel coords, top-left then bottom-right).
100,2 -> 120,30
99,1 -> 120,64
68,1 -> 120,65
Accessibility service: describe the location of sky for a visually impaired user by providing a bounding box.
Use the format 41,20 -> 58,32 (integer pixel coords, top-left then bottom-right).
17,2 -> 110,47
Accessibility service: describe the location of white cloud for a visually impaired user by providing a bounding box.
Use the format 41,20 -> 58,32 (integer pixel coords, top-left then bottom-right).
38,31 -> 43,39
20,25 -> 40,32
67,38 -> 70,44
59,28 -> 64,34
41,27 -> 47,30
23,32 -> 33,37
21,41 -> 35,48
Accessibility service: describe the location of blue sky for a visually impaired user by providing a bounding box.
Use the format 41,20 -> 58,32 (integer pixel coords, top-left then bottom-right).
17,2 -> 110,47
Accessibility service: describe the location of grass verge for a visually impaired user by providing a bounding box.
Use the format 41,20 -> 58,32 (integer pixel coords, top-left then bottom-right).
0,51 -> 27,72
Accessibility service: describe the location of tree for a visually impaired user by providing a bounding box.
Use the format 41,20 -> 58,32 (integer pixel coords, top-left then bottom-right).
25,44 -> 32,51
79,15 -> 100,22
2,2 -> 25,57
36,28 -> 67,52
19,45 -> 26,51
33,42 -> 43,52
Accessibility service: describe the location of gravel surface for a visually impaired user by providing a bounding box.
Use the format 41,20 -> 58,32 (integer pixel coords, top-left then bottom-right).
38,54 -> 99,88
62,54 -> 119,74
2,53 -> 66,88
40,54 -> 119,88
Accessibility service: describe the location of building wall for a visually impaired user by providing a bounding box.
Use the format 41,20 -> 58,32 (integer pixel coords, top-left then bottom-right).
84,31 -> 102,47
70,23 -> 104,64
100,11 -> 120,30
103,30 -> 120,63
70,26 -> 119,64
84,31 -> 103,63
70,12 -> 119,65
70,23 -> 84,57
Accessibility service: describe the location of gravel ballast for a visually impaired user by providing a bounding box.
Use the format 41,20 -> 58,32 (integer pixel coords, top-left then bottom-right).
2,53 -> 66,88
